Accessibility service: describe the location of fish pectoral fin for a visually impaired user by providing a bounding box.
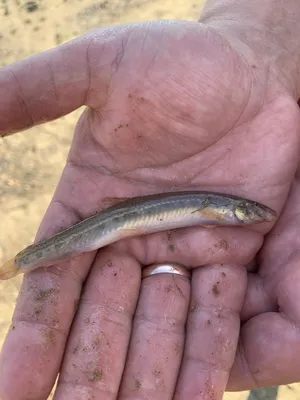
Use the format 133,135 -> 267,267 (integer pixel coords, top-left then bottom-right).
192,197 -> 211,214
191,206 -> 205,214
191,198 -> 212,214
101,197 -> 132,208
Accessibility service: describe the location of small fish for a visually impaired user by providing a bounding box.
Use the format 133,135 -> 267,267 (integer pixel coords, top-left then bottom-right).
0,191 -> 276,280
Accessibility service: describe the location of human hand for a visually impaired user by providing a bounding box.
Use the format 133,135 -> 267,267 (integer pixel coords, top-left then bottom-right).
0,16 -> 299,400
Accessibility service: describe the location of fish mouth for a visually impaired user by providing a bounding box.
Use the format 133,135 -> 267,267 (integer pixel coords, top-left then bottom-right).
254,203 -> 277,222
235,201 -> 277,224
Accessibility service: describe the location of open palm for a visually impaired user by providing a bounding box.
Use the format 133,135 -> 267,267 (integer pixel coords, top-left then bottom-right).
1,20 -> 299,400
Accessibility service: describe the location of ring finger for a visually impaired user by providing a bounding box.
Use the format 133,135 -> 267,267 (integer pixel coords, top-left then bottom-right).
118,263 -> 191,400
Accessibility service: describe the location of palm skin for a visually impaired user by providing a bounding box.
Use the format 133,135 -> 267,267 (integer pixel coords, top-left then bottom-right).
0,20 -> 300,400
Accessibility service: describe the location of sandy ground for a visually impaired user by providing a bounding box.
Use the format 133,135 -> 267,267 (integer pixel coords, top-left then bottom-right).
0,0 -> 299,399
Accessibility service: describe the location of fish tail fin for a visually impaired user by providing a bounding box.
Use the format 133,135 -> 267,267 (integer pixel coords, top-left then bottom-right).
0,256 -> 21,280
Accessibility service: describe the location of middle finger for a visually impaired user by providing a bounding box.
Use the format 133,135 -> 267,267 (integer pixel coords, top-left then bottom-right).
53,248 -> 141,399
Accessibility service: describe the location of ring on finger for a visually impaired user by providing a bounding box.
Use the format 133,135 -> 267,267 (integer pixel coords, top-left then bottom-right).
142,262 -> 191,279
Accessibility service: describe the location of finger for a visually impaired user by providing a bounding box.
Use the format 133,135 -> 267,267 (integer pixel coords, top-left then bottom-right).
174,264 -> 247,400
0,24 -> 128,136
115,224 -> 264,269
228,312 -> 300,390
118,266 -> 191,400
0,163 -> 128,399
0,39 -> 88,136
228,249 -> 300,390
0,162 -> 104,400
0,199 -> 96,400
52,249 -> 141,400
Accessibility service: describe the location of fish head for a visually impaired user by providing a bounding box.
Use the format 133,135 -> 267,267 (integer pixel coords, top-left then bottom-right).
234,200 -> 277,224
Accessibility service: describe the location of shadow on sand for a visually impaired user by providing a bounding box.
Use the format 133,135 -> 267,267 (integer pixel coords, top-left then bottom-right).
247,387 -> 279,400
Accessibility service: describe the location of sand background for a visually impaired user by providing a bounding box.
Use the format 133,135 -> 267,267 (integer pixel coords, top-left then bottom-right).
0,0 -> 299,398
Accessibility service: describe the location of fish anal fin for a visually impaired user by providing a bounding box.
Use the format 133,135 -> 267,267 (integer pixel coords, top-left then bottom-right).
191,198 -> 212,214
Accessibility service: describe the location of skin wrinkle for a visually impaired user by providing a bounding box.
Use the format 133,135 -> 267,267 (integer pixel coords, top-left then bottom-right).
10,319 -> 68,339
134,313 -> 185,335
243,274 -> 276,319
94,35 -> 253,171
68,154 -> 176,192
261,246 -> 300,286
79,310 -> 130,333
61,162 -> 153,213
111,34 -> 129,74
85,28 -> 134,110
123,150 -> 224,185
140,30 -> 160,81
50,198 -> 83,227
67,162 -> 104,206
78,299 -> 135,322
119,37 -> 241,158
236,338 -> 259,389
133,141 -> 212,176
188,302 -> 240,322
200,11 -> 300,97
46,257 -> 89,285
12,278 -> 82,343
63,161 -> 154,209
228,69 -> 254,133
149,85 -> 197,129
275,264 -> 300,318
85,110 -> 125,173
4,66 -> 34,132
83,37 -> 93,106
184,354 -> 231,375
56,381 -> 115,396
37,264 -> 86,286
82,33 -> 116,110
261,264 -> 287,307
42,58 -> 59,105
218,25 -> 274,76
21,271 -> 82,304
155,93 -> 211,138
278,311 -> 300,335
124,95 -> 289,184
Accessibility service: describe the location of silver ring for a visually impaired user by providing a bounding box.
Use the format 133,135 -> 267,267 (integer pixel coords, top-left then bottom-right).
142,263 -> 191,279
